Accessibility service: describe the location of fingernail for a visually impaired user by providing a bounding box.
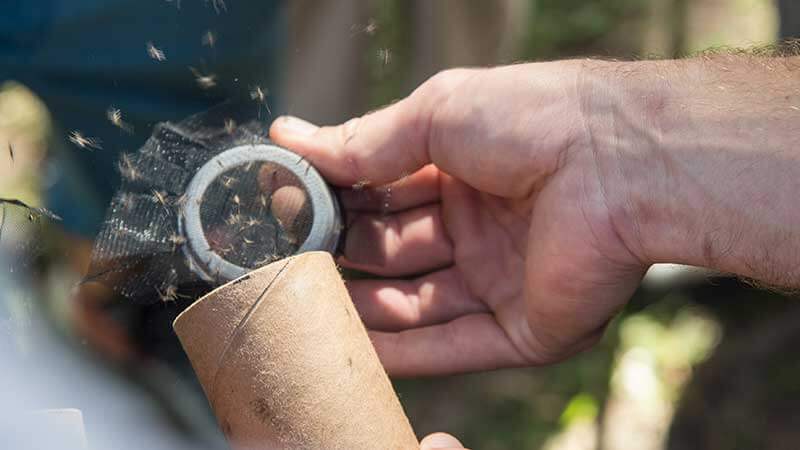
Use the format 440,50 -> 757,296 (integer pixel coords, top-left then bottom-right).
276,116 -> 318,137
420,433 -> 464,449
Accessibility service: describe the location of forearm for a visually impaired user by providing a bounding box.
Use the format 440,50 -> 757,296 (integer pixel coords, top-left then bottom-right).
584,55 -> 800,287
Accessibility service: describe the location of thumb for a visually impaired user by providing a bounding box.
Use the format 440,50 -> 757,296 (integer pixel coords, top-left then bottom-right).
269,69 -> 479,187
420,432 -> 466,450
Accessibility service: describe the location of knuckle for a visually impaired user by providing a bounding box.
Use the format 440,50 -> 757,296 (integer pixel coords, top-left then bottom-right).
417,68 -> 482,148
340,116 -> 363,147
421,68 -> 470,98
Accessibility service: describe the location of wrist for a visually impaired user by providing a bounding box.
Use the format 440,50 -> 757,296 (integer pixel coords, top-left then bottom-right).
573,59 -> 684,267
581,56 -> 800,287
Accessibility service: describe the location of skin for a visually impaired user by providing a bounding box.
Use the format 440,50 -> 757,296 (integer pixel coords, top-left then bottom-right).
419,432 -> 467,450
270,55 -> 800,447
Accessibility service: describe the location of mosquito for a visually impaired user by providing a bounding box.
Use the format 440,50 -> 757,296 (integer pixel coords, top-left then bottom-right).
157,284 -> 182,303
250,85 -> 267,103
151,190 -> 168,205
210,265 -> 222,281
146,41 -> 166,61
250,85 -> 271,116
351,18 -> 378,37
167,233 -> 187,251
173,193 -> 188,208
103,225 -> 127,241
202,30 -> 216,48
352,179 -> 370,190
189,67 -> 217,89
232,194 -> 242,217
216,243 -> 234,256
221,175 -> 237,189
118,153 -> 140,181
151,190 -> 171,213
224,118 -> 236,134
69,131 -> 102,150
225,212 -> 242,226
244,217 -> 262,227
118,192 -> 135,212
259,193 -> 269,210
377,48 -> 392,67
107,107 -> 133,133
7,142 -> 13,163
254,253 -> 277,267
207,0 -> 227,14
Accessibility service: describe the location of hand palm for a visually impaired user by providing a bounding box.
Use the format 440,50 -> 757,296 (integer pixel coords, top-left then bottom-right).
271,65 -> 647,376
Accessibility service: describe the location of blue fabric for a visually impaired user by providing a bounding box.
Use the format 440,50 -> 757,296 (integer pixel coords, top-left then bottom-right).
1,1 -> 287,237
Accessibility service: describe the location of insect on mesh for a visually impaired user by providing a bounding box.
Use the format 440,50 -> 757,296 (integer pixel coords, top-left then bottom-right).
86,104 -> 318,305
201,162 -> 312,269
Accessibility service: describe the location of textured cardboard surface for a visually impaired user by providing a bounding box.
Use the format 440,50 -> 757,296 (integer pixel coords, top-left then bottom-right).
174,252 -> 417,449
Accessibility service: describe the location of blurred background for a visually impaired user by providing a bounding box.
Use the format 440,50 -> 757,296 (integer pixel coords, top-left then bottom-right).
1,0 -> 798,449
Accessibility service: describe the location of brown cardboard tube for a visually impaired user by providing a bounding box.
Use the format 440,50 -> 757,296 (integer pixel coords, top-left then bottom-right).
174,251 -> 418,450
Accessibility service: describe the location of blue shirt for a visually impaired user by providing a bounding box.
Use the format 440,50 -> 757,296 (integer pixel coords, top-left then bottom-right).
1,1 -> 287,236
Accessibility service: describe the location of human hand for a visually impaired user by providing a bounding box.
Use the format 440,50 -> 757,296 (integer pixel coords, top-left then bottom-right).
271,55 -> 800,376
269,61 -> 650,376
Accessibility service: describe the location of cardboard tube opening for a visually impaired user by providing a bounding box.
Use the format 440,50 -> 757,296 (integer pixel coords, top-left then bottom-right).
174,252 -> 417,449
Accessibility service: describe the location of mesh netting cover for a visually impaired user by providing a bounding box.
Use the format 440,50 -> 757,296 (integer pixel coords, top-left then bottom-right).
86,104 -> 318,305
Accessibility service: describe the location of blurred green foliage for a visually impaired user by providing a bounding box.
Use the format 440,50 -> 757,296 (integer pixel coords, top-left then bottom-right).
395,313 -> 620,449
523,0 -> 649,59
560,393 -> 599,426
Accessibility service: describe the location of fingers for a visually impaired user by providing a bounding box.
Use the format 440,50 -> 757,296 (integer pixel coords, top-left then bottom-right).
370,313 -> 529,377
342,204 -> 452,276
269,68 -> 481,187
340,165 -> 440,213
420,433 -> 466,450
347,268 -> 488,331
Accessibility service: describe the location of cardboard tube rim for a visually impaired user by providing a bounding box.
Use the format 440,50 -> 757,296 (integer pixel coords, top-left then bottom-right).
172,256 -> 286,326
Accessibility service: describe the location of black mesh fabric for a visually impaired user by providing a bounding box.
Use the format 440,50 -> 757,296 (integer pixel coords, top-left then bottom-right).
200,162 -> 311,269
86,104 -> 315,305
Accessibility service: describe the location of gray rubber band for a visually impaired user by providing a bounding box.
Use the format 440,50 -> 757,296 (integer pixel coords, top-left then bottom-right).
179,144 -> 340,282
